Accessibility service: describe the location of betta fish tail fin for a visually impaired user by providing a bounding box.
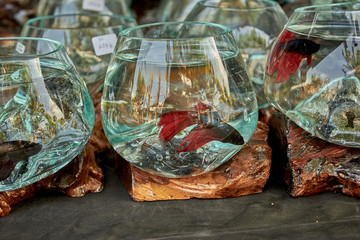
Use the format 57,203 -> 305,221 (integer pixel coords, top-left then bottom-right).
158,102 -> 216,143
276,52 -> 304,83
176,122 -> 244,153
176,126 -> 219,153
306,55 -> 312,67
158,102 -> 213,142
158,111 -> 197,142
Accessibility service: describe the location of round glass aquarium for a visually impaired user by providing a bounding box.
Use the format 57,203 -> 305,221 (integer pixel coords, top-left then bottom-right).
186,0 -> 288,109
265,2 -> 360,147
0,37 -> 95,191
21,13 -> 136,93
37,0 -> 132,17
101,22 -> 258,178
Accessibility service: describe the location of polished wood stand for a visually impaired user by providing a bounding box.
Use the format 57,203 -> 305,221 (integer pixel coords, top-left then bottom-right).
114,121 -> 272,201
268,112 -> 360,198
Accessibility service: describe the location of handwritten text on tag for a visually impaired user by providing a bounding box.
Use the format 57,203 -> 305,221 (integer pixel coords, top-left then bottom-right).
82,0 -> 105,12
16,42 -> 25,54
92,34 -> 117,56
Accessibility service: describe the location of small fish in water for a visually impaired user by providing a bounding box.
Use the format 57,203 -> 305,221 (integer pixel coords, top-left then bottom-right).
266,30 -> 320,83
280,39 -> 321,56
158,102 -> 244,152
0,141 -> 42,181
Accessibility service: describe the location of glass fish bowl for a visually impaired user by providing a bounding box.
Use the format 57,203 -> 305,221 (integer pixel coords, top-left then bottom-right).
264,2 -> 360,148
0,37 -> 95,191
20,13 -> 136,93
37,0 -> 132,17
101,22 -> 258,178
185,0 -> 288,109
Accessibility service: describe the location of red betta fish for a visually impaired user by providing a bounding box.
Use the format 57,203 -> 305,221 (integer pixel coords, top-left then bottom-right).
266,30 -> 320,83
158,102 -> 244,153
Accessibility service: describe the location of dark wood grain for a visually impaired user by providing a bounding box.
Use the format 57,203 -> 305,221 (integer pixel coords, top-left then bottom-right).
268,112 -> 360,197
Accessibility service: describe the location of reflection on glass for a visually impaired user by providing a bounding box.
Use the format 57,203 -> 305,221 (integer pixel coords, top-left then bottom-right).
101,22 -> 258,177
20,13 -> 136,93
265,2 -> 360,148
0,37 -> 94,191
310,0 -> 355,5
37,0 -> 132,17
156,0 -> 203,22
186,0 -> 288,109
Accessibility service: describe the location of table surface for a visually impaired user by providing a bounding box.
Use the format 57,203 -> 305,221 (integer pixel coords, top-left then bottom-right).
1,164 -> 360,240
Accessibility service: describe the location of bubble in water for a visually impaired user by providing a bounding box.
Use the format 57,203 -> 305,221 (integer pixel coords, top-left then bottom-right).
179,152 -> 189,159
156,154 -> 163,161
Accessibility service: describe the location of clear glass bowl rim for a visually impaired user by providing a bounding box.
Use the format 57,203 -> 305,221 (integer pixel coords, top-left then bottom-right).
294,1 -> 360,13
0,37 -> 63,60
24,13 -> 136,30
118,21 -> 233,41
197,0 -> 281,11
286,1 -> 360,39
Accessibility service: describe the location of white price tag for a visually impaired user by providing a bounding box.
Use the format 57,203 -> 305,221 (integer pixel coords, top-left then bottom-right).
82,0 -> 105,12
91,34 -> 117,56
15,42 -> 25,54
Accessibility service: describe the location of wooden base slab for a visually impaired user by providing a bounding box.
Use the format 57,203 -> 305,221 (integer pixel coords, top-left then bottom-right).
268,112 -> 360,198
114,121 -> 272,201
259,106 -> 277,123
